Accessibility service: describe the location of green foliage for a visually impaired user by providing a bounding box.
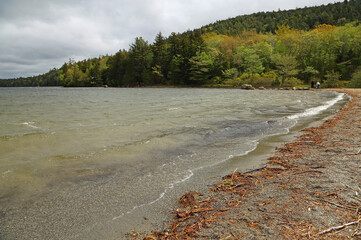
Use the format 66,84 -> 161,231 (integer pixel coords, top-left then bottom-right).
234,46 -> 265,79
272,78 -> 281,87
126,37 -> 153,86
168,54 -> 187,85
243,51 -> 264,76
349,67 -> 361,87
251,71 -> 278,88
106,50 -> 128,86
189,52 -> 214,85
151,32 -> 168,84
324,70 -> 341,87
200,0 -> 361,34
284,77 -> 304,87
2,0 -> 361,88
222,68 -> 238,80
271,54 -> 300,85
254,42 -> 273,70
224,78 -> 242,87
302,66 -> 319,83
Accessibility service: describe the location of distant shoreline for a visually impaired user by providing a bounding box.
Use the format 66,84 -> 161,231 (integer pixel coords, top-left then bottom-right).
0,84 -> 327,90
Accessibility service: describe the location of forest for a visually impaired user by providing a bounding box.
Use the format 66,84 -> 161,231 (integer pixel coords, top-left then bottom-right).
1,0 -> 360,88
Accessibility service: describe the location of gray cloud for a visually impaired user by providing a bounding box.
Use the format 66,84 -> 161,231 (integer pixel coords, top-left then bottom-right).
0,0 -> 339,78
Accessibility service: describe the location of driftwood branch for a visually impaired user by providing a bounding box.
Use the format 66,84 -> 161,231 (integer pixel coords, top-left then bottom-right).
317,219 -> 360,235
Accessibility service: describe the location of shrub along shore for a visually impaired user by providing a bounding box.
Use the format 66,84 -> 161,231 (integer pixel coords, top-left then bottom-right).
134,88 -> 361,239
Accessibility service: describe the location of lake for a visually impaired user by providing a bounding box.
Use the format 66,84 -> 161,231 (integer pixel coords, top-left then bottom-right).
0,87 -> 347,239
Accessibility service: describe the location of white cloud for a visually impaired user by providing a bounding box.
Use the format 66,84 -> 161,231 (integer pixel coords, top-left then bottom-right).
0,0 -> 340,78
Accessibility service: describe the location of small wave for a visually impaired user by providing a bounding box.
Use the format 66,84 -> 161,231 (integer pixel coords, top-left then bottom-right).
287,93 -> 344,120
109,93 -> 343,222
169,170 -> 194,189
22,122 -> 40,129
200,140 -> 260,170
112,191 -> 166,220
266,119 -> 296,136
112,139 -> 260,219
1,130 -> 48,140
2,170 -> 12,178
112,170 -> 194,221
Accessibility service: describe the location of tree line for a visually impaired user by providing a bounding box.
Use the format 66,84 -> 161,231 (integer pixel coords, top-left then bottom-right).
200,0 -> 361,34
1,0 -> 361,88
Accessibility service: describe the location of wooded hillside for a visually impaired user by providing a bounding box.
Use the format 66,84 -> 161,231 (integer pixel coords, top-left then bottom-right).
1,0 -> 360,88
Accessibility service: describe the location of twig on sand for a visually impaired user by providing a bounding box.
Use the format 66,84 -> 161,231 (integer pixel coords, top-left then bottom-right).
231,168 -> 238,180
317,219 -> 360,236
317,198 -> 356,211
242,166 -> 266,175
219,235 -> 232,240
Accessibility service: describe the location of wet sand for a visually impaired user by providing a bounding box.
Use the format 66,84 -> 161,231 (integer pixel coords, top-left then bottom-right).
139,88 -> 361,239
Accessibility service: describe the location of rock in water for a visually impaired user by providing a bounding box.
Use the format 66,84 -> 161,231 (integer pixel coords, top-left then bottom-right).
241,84 -> 254,90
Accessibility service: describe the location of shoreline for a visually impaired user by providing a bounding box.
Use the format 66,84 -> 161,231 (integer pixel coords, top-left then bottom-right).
136,88 -> 361,239
0,88 -> 354,239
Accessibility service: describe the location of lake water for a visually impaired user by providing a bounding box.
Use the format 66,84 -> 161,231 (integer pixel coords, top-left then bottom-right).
0,87 -> 347,239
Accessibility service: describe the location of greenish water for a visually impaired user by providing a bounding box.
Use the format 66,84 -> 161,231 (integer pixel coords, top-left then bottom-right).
0,87 -> 347,239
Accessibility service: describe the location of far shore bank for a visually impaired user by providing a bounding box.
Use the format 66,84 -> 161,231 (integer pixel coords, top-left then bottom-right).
135,88 -> 361,239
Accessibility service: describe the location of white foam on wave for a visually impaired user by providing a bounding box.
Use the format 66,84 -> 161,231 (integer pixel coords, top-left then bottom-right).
2,170 -> 12,178
22,122 -> 40,129
112,111 -> 309,222
287,92 -> 344,120
113,91 -> 344,220
112,169 -> 194,221
204,140 -> 260,169
111,138 -> 262,221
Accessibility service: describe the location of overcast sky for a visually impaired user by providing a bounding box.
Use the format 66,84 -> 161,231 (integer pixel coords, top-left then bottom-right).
0,0 -> 340,79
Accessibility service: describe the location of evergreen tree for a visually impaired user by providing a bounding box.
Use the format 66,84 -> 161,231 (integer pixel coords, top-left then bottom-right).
126,37 -> 152,86
151,32 -> 168,84
271,54 -> 300,85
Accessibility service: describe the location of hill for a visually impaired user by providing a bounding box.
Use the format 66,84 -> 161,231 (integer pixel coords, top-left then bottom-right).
199,0 -> 361,34
1,0 -> 361,88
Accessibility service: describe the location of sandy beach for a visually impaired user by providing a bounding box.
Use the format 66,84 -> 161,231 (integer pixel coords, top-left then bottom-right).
136,88 -> 361,239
